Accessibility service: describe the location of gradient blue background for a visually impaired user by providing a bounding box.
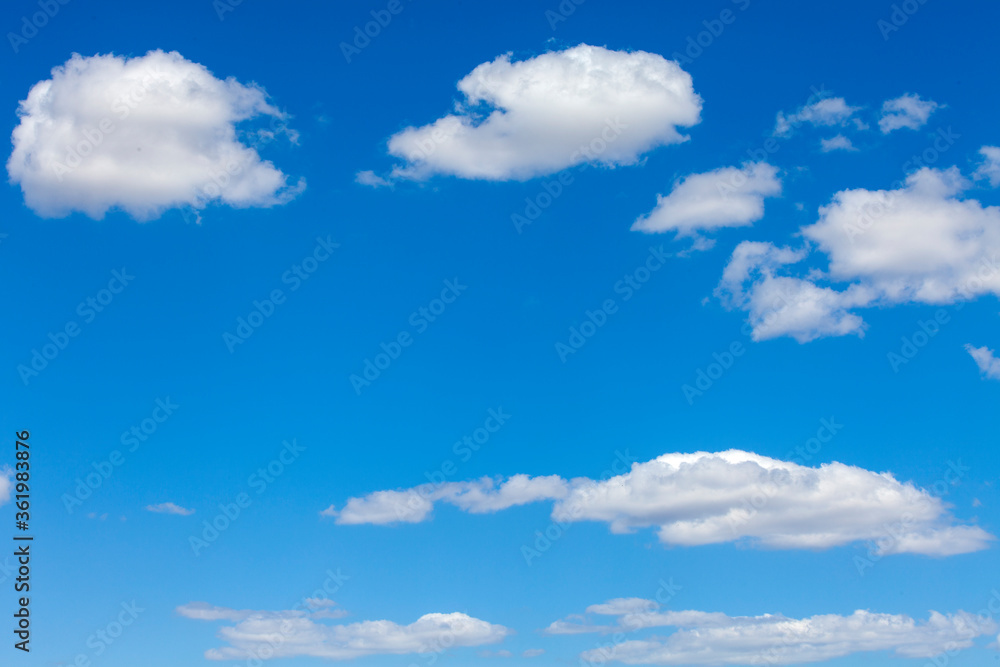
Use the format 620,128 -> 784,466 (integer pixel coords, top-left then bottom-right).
1,0 -> 998,665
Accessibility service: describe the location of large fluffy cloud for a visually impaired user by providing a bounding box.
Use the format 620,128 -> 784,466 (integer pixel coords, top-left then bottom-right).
326,450 -> 992,556
7,50 -> 305,220
178,602 -> 509,661
379,44 -> 701,181
631,162 -> 780,247
719,166 -> 1000,341
548,599 -> 997,666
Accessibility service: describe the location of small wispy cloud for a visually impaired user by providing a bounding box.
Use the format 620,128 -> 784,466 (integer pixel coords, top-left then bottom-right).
145,502 -> 195,516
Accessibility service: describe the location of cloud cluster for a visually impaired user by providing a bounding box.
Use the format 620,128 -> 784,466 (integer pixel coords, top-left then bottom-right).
719,166 -> 1000,341
327,450 -> 992,556
7,50 -> 304,220
378,44 -> 701,181
631,162 -> 780,248
178,602 -> 508,661
879,93 -> 941,133
548,599 -> 996,666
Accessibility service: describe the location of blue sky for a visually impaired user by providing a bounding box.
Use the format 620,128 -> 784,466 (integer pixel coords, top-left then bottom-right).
2,0 -> 1000,665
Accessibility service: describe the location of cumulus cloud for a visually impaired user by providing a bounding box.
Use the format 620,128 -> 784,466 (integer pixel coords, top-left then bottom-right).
378,44 -> 701,181
324,474 -> 569,524
631,162 -> 780,247
879,93 -> 941,133
974,146 -> 1000,187
719,166 -> 1000,341
715,241 -> 872,342
553,600 -> 996,666
179,602 -> 509,661
774,97 -> 860,137
966,344 -> 1000,380
328,450 -> 992,556
145,502 -> 194,516
7,50 -> 305,220
819,135 -> 857,152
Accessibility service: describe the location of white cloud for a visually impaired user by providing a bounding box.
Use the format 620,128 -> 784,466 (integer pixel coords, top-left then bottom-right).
522,649 -> 545,657
380,44 -> 701,181
355,170 -> 391,188
325,474 -> 568,524
631,162 -> 780,245
329,450 -> 992,556
180,602 -> 509,661
879,93 -> 941,133
819,135 -> 857,152
556,601 -> 996,666
966,344 -> 1000,380
974,146 -> 1000,186
774,97 -> 860,137
0,468 -> 12,507
720,166 -> 1000,341
715,241 -> 872,342
177,602 -> 254,622
7,50 -> 305,220
145,502 -> 194,516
